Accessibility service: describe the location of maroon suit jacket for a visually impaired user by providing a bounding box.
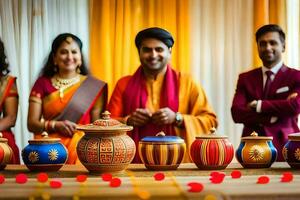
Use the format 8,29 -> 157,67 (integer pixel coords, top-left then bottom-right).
231,65 -> 300,161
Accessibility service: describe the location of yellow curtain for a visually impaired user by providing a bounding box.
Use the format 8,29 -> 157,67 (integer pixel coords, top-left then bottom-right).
89,0 -> 190,97
253,0 -> 287,67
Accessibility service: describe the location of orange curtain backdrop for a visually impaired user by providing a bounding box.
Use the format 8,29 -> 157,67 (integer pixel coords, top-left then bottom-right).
89,0 -> 190,97
253,0 -> 287,67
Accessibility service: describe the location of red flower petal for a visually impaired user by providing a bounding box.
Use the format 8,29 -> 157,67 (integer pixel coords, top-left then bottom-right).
257,176 -> 270,184
37,173 -> 48,183
210,171 -> 220,177
210,172 -> 225,184
231,170 -> 242,179
110,178 -> 122,187
15,173 -> 28,184
154,172 -> 165,181
76,174 -> 87,182
101,173 -> 113,182
281,172 -> 293,182
0,175 -> 5,184
50,180 -> 62,188
187,182 -> 204,193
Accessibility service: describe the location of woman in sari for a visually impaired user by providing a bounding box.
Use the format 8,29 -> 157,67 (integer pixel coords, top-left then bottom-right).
27,33 -> 107,164
0,38 -> 20,164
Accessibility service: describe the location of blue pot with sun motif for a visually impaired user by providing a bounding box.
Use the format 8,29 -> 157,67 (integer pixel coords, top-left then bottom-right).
236,132 -> 277,168
282,133 -> 300,169
22,132 -> 68,171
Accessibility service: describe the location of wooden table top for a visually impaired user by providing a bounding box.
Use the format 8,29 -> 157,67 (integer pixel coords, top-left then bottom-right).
0,162 -> 299,200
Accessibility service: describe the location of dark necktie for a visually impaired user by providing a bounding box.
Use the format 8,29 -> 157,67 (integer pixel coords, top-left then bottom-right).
263,70 -> 273,99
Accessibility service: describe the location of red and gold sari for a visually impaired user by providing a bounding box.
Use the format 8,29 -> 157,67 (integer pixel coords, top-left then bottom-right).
0,75 -> 20,164
30,75 -> 107,164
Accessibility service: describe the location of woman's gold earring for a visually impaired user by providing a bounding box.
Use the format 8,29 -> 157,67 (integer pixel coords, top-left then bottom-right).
76,67 -> 81,74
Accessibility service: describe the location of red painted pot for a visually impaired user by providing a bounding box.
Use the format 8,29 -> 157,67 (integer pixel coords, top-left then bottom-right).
0,132 -> 13,170
190,129 -> 234,170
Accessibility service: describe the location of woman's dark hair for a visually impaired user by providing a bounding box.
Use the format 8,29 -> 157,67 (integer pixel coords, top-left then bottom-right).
0,39 -> 10,76
40,33 -> 89,77
255,24 -> 285,44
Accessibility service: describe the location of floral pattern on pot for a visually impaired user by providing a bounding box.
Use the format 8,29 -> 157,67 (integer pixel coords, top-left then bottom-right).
236,132 -> 277,168
283,133 -> 300,169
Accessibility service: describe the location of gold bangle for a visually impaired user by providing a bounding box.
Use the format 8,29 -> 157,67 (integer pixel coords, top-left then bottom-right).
44,120 -> 49,132
51,121 -> 56,131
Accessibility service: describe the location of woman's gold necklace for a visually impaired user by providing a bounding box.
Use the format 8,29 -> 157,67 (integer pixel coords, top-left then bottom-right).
51,75 -> 80,100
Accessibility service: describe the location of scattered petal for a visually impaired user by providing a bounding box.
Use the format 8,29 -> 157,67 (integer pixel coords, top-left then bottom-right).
257,176 -> 269,184
50,179 -> 62,188
281,172 -> 293,183
76,174 -> 87,182
101,173 -> 113,182
231,170 -> 242,179
41,193 -> 50,200
210,172 -> 225,184
204,194 -> 218,200
137,189 -> 151,200
0,175 -> 5,184
37,173 -> 48,183
110,178 -> 122,187
210,171 -> 220,177
154,172 -> 165,181
16,173 -> 28,184
187,182 -> 204,192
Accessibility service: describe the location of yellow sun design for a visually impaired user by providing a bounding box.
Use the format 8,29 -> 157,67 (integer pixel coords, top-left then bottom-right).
48,149 -> 59,161
282,147 -> 288,160
249,145 -> 264,161
28,151 -> 39,163
294,148 -> 300,161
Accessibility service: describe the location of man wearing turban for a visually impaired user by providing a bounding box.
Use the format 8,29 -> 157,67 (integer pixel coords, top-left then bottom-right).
108,27 -> 218,163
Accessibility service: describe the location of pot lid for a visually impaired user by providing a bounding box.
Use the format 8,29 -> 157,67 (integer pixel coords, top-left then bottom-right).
241,132 -> 273,140
28,132 -> 61,144
0,132 -> 8,142
140,132 -> 185,143
288,133 -> 300,140
76,111 -> 133,132
195,127 -> 228,139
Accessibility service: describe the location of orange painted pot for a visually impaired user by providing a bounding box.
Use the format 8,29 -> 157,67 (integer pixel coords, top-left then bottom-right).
0,132 -> 13,170
76,111 -> 135,173
139,132 -> 186,170
236,132 -> 277,168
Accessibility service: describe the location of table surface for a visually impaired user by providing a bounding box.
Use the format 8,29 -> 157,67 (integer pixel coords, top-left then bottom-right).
0,162 -> 300,200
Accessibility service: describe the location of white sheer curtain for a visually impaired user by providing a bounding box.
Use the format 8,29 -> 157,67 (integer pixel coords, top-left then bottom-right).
286,0 -> 300,68
0,0 -> 89,153
189,0 -> 254,148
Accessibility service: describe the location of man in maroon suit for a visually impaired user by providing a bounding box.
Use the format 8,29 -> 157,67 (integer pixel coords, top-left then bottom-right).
231,24 -> 300,161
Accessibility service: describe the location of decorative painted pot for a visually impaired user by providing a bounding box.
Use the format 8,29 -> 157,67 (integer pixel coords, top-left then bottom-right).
76,111 -> 135,173
236,132 -> 277,168
22,132 -> 68,171
0,132 -> 13,170
139,132 -> 186,170
190,128 -> 234,170
282,133 -> 300,168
